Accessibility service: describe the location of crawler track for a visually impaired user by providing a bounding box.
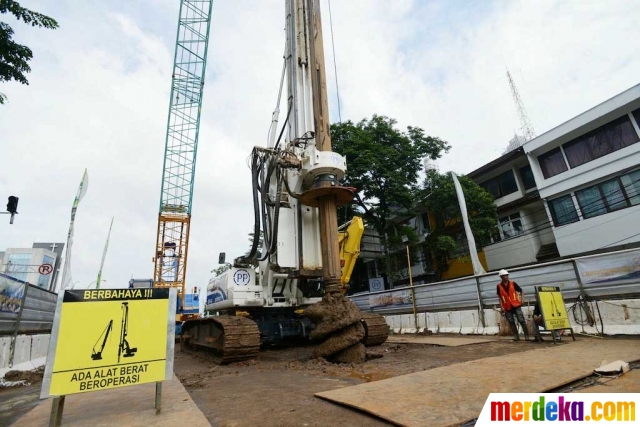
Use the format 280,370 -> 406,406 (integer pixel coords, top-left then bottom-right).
181,315 -> 260,364
360,312 -> 389,346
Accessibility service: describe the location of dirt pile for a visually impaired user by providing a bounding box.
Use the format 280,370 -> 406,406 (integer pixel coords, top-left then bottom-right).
2,366 -> 44,385
305,293 -> 366,364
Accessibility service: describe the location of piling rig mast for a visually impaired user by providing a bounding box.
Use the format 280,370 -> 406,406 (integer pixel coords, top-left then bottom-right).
180,0 -> 388,363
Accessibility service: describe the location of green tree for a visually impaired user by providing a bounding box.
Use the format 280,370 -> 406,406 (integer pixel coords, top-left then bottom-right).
420,171 -> 497,279
212,263 -> 232,277
1,0 -> 59,104
331,115 -> 451,286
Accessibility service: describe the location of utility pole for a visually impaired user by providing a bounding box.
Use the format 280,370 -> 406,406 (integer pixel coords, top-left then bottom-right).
304,0 -> 354,297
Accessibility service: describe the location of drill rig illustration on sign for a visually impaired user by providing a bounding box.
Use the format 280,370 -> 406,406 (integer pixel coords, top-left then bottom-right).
89,302 -> 137,363
180,0 -> 388,363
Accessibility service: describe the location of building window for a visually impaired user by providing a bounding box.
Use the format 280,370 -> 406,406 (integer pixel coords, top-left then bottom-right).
575,186 -> 607,219
420,212 -> 431,233
548,195 -> 579,226
538,147 -> 568,179
6,253 -> 31,282
633,108 -> 640,128
602,179 -> 628,211
451,234 -> 470,259
563,136 -> 592,168
481,170 -> 518,199
537,114 -> 639,179
562,115 -> 638,169
37,255 -> 55,288
576,177 -> 632,220
520,165 -> 536,190
620,170 -> 640,206
497,213 -> 524,240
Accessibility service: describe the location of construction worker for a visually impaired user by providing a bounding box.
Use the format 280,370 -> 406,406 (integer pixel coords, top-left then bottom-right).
532,296 -> 561,342
497,269 -> 530,341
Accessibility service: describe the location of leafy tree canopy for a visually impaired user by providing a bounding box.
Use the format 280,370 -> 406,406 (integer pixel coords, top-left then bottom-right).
212,263 -> 232,277
420,171 -> 497,277
331,115 -> 450,287
332,115 -> 450,237
1,0 -> 59,104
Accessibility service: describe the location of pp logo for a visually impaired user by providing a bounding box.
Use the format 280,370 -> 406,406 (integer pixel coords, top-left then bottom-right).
233,269 -> 251,286
331,153 -> 341,165
370,279 -> 383,292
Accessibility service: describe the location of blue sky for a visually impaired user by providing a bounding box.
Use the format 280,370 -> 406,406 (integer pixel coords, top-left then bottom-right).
1,0 -> 640,295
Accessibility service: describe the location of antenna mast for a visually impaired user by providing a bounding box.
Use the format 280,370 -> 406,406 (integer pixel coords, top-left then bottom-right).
506,69 -> 536,142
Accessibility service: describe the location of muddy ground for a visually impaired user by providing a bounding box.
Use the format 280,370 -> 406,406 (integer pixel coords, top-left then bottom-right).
0,337 -> 555,426
0,368 -> 44,427
174,337 -> 556,427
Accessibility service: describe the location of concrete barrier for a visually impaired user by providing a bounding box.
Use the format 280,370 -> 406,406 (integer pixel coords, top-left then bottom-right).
0,337 -> 10,369
384,298 -> 640,337
0,334 -> 50,377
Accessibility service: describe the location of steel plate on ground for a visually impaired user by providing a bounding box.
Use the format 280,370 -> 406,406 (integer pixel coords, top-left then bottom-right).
386,335 -> 495,346
315,339 -> 640,427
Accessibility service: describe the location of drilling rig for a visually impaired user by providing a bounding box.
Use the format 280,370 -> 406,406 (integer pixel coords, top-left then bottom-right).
180,0 -> 388,363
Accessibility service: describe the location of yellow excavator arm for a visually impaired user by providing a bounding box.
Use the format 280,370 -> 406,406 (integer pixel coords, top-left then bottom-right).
338,216 -> 365,293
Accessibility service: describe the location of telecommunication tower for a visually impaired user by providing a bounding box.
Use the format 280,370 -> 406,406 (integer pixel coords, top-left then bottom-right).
506,69 -> 536,142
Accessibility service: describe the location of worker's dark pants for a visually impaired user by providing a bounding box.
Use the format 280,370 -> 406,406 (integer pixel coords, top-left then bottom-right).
505,307 -> 529,339
533,317 -> 560,341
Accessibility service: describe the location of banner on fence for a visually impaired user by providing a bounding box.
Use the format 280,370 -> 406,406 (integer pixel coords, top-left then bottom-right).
575,249 -> 640,285
0,273 -> 26,314
369,290 -> 413,309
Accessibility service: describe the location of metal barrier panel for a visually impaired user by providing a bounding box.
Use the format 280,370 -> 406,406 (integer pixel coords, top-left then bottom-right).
351,277 -> 478,315
0,273 -> 27,335
0,274 -> 57,336
414,277 -> 478,312
19,285 -> 58,333
574,248 -> 640,299
349,248 -> 640,316
478,260 -> 581,307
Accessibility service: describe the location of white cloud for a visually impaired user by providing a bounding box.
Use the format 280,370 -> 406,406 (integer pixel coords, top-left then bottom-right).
1,0 -> 639,293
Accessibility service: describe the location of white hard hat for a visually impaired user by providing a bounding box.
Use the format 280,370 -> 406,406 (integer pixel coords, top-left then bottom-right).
498,269 -> 509,277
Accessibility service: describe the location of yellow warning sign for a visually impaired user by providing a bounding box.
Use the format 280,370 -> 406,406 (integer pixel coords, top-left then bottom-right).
536,286 -> 571,330
41,288 -> 175,398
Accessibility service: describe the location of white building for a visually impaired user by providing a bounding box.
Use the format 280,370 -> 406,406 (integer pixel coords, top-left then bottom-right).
468,146 -> 557,271
524,83 -> 640,257
1,243 -> 63,290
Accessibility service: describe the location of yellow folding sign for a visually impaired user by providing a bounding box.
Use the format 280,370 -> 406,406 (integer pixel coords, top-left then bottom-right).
41,288 -> 176,398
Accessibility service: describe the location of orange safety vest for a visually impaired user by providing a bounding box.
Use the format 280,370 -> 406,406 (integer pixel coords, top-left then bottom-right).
498,281 -> 522,311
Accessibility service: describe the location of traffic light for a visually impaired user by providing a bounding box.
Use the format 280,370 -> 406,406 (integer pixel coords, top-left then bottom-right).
6,196 -> 18,224
7,196 -> 18,214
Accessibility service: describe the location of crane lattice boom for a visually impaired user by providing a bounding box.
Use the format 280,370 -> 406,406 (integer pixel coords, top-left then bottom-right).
153,0 -> 213,309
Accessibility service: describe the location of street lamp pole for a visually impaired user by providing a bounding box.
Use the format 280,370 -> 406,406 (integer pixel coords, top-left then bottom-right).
402,235 -> 418,331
